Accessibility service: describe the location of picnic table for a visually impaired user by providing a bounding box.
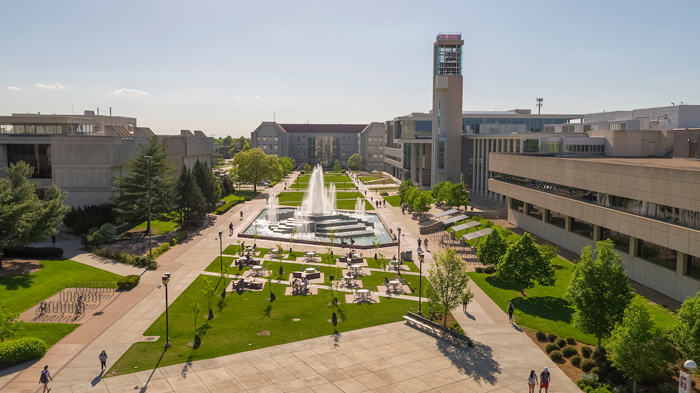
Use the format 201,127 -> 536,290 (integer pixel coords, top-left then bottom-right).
348,265 -> 362,274
389,279 -> 401,292
342,275 -> 354,286
356,289 -> 370,300
251,265 -> 263,276
305,267 -> 316,274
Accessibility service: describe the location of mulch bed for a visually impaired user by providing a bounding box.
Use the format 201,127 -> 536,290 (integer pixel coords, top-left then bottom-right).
522,326 -> 588,383
0,258 -> 42,277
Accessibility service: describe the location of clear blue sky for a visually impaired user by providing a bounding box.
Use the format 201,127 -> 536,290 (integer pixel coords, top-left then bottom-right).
2,0 -> 699,137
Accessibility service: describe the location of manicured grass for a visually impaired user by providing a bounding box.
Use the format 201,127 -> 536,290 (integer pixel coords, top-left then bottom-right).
359,270 -> 431,297
107,275 -> 418,375
468,257 -> 677,346
359,176 -> 381,182
12,323 -> 79,348
132,219 -> 179,235
222,245 -> 268,258
0,260 -> 123,315
336,192 -> 363,199
277,192 -> 305,203
291,181 -> 356,190
221,190 -> 260,203
337,199 -> 374,211
383,195 -> 401,207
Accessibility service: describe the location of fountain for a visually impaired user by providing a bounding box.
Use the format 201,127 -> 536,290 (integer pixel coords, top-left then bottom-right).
245,165 -> 393,246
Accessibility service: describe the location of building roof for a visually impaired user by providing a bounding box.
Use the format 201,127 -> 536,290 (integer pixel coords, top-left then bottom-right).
278,124 -> 368,134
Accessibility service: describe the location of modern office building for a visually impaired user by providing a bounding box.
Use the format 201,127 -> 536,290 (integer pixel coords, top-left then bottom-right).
0,111 -> 215,207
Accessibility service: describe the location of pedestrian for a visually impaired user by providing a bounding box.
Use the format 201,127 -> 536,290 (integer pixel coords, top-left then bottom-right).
383,200 -> 386,207
539,367 -> 551,393
40,365 -> 52,393
240,211 -> 243,220
99,350 -> 108,371
51,235 -> 56,248
527,370 -> 538,393
229,222 -> 234,236
424,238 -> 428,250
507,301 -> 515,323
462,294 -> 469,312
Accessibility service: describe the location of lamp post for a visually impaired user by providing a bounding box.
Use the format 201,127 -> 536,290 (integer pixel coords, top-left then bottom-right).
218,230 -> 226,297
418,253 -> 424,315
684,360 -> 696,393
162,273 -> 171,348
397,227 -> 401,261
145,155 -> 152,259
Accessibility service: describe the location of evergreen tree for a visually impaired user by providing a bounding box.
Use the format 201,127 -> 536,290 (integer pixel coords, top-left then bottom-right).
113,137 -> 175,233
496,232 -> 555,295
565,240 -> 634,349
427,247 -> 470,326
477,231 -> 509,268
176,165 -> 207,225
0,161 -> 70,269
193,160 -> 221,209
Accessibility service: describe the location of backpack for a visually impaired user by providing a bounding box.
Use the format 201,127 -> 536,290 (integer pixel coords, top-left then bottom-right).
40,370 -> 48,384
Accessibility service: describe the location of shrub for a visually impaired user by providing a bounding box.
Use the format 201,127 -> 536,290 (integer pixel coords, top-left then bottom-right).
547,333 -> 558,342
2,247 -> 63,259
449,322 -> 465,336
581,346 -> 593,358
380,191 -> 388,196
607,370 -> 625,385
151,242 -> 171,259
215,199 -> 243,215
93,248 -> 158,270
591,367 -> 607,381
0,338 -> 47,368
555,338 -> 568,348
175,231 -> 188,243
562,346 -> 578,358
592,347 -> 607,361
581,359 -> 597,373
475,267 -> 484,273
63,203 -> 118,234
570,354 -> 582,366
536,331 -> 547,341
549,350 -> 563,361
117,275 -> 140,289
169,238 -> 176,246
567,337 -> 576,345
579,372 -> 599,387
545,343 -> 559,354
483,267 -> 494,274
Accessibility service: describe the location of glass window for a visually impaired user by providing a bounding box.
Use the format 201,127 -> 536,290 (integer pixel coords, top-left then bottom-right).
637,240 -> 677,271
583,124 -> 598,132
510,198 -> 525,214
610,123 -> 627,131
563,125 -> 575,133
687,255 -> 700,280
527,203 -> 543,220
263,145 -> 267,149
570,217 -> 593,239
36,125 -> 47,134
438,141 -> 445,169
546,211 -> 566,229
7,144 -> 52,178
599,227 -> 630,253
26,125 -> 36,134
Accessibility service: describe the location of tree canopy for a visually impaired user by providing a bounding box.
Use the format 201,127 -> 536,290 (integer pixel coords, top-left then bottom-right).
348,153 -> 363,171
607,298 -> 674,393
193,160 -> 221,210
431,181 -> 448,204
230,148 -> 282,192
411,191 -> 432,214
495,232 -> 555,295
671,291 -> 700,362
398,180 -> 415,202
278,157 -> 295,176
427,247 -> 470,326
303,163 -> 311,172
565,240 -> 634,349
333,160 -> 342,172
176,165 -> 207,225
0,161 -> 70,269
444,182 -> 469,209
113,137 -> 175,233
477,231 -> 509,268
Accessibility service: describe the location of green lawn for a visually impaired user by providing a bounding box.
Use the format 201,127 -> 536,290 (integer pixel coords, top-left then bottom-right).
12,323 -> 79,348
359,270 -> 431,297
221,190 -> 260,203
337,199 -> 374,211
468,257 -> 677,346
107,275 -> 418,376
383,195 -> 401,207
360,176 -> 381,182
291,181 -> 356,190
131,219 -> 180,235
223,245 -> 269,258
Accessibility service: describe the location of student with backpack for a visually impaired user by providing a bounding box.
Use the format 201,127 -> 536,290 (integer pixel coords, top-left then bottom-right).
40,365 -> 53,392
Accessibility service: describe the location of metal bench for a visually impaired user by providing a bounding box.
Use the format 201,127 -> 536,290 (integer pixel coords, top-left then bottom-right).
403,311 -> 471,347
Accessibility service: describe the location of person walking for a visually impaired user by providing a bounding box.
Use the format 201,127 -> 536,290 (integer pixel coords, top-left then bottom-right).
507,301 -> 515,323
417,239 -> 422,248
40,365 -> 52,393
539,367 -> 551,393
527,370 -> 538,393
240,211 -> 243,220
99,350 -> 108,371
229,222 -> 234,236
424,238 -> 428,250
51,235 -> 56,248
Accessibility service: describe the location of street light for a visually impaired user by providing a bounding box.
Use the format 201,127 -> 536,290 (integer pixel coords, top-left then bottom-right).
218,230 -> 226,297
145,155 -> 153,259
397,227 -> 401,261
162,273 -> 171,348
418,253 -> 424,315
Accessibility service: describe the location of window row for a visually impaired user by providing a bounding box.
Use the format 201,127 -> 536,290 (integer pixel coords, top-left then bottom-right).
0,123 -> 93,135
565,144 -> 604,153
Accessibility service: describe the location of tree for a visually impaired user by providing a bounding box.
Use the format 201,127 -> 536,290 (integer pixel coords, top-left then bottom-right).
671,291 -> 700,362
348,153 -> 363,171
495,233 -> 555,295
477,231 -> 509,268
113,137 -> 175,234
0,307 -> 24,342
412,191 -> 432,215
221,176 -> 234,196
404,187 -> 421,208
231,148 -> 282,192
175,165 -> 207,225
445,183 -> 469,210
565,240 -> 634,349
193,160 -> 221,210
427,248 -> 470,326
201,278 -> 218,320
0,162 -> 70,269
607,298 -> 674,393
303,163 -> 311,172
398,179 -> 415,201
191,298 -> 201,336
333,160 -> 342,172
278,157 -> 295,176
431,181 -> 449,204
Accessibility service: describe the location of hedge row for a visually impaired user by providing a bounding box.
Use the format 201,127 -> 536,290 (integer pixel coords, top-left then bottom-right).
117,275 -> 140,289
3,247 -> 64,259
215,199 -> 245,215
0,338 -> 47,368
93,248 -> 158,270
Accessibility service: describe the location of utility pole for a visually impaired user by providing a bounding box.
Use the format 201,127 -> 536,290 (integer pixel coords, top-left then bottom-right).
536,98 -> 543,115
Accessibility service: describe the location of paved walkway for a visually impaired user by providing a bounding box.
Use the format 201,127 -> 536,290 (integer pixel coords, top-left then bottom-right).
1,172 -> 581,393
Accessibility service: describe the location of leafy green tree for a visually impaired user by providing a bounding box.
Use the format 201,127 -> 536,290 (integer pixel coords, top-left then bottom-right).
412,191 -> 432,215
192,298 -> 201,335
445,183 -> 469,209
496,233 -> 555,295
113,137 -> 175,234
0,161 -> 70,269
278,157 -> 295,176
333,160 -> 342,172
0,307 -> 24,341
201,278 -> 218,320
176,165 -> 207,225
565,240 -> 634,349
398,180 -> 415,201
477,231 -> 509,268
404,187 -> 421,208
303,163 -> 311,172
193,160 -> 221,209
348,153 -> 363,171
671,291 -> 700,362
607,298 -> 674,393
231,148 -> 282,192
427,248 -> 470,326
431,181 -> 449,204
